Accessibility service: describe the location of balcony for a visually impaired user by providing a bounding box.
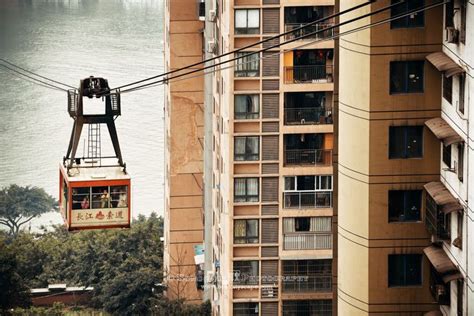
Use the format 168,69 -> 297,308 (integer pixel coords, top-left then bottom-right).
284,23 -> 335,41
282,275 -> 332,293
284,149 -> 332,166
284,107 -> 332,125
283,232 -> 332,250
284,65 -> 333,84
283,191 -> 332,209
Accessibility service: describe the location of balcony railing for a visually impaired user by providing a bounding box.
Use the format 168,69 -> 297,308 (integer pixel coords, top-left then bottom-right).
284,149 -> 332,166
284,23 -> 335,41
284,107 -> 332,125
283,232 -> 332,250
282,274 -> 332,293
284,65 -> 333,84
283,191 -> 332,209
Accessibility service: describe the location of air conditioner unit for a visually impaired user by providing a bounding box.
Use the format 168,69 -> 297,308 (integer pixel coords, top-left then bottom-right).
446,27 -> 459,44
208,9 -> 217,22
207,40 -> 217,54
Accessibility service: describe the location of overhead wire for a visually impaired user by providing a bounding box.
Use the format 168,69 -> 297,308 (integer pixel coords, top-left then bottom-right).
118,0 -> 446,94
0,58 -> 75,89
110,0 -> 377,91
0,63 -> 68,92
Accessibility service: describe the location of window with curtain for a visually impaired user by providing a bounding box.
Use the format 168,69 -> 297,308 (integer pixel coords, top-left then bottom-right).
235,52 -> 260,77
234,136 -> 259,161
284,217 -> 331,233
389,126 -> 423,159
388,190 -> 422,222
235,94 -> 259,119
235,9 -> 260,34
234,178 -> 259,202
390,61 -> 424,94
390,0 -> 424,28
233,302 -> 259,316
233,260 -> 259,285
388,254 -> 422,287
234,219 -> 259,244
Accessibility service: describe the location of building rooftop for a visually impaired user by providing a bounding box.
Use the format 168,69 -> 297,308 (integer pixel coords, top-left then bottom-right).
60,163 -> 130,182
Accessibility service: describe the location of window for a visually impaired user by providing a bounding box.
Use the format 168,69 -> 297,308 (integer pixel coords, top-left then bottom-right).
235,94 -> 259,119
390,61 -> 424,94
282,300 -> 332,316
457,279 -> 464,316
62,180 -> 68,213
235,9 -> 260,34
282,260 -> 332,292
459,73 -> 465,114
389,126 -> 424,159
458,142 -> 464,182
110,186 -> 128,208
284,175 -> 333,191
388,254 -> 422,287
443,74 -> 452,103
455,212 -> 463,249
234,219 -> 259,244
72,187 -> 90,210
388,190 -> 422,222
233,302 -> 259,316
460,1 -> 466,43
443,144 -> 452,167
445,0 -> 454,28
72,185 -> 128,210
233,260 -> 259,285
284,176 -> 333,209
234,178 -> 259,202
295,217 -> 310,231
235,52 -> 260,77
234,136 -> 259,161
391,0 -> 424,28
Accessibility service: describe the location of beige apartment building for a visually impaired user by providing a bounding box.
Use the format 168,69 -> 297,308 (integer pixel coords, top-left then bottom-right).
338,0 -> 445,315
205,0 -> 338,315
163,0 -> 205,303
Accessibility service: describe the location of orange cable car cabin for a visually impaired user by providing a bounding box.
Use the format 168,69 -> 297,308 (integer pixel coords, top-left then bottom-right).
60,76 -> 131,231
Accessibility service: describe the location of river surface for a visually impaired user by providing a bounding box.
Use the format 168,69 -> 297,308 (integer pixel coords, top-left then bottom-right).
0,0 -> 165,229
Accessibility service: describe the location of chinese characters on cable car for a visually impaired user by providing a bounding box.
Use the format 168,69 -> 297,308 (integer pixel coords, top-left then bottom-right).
70,185 -> 129,227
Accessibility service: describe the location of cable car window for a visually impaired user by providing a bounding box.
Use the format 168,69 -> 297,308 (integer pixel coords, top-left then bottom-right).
72,187 -> 91,210
62,180 -> 68,212
110,186 -> 128,208
92,186 -> 110,209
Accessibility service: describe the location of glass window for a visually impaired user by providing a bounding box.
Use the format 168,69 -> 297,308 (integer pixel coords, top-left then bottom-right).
234,219 -> 259,244
443,144 -> 452,167
233,260 -> 259,285
282,300 -> 332,316
110,186 -> 128,208
235,94 -> 259,119
443,74 -> 452,103
391,0 -> 424,28
234,136 -> 259,161
390,61 -> 424,94
91,186 -> 110,209
295,217 -> 310,231
285,177 -> 296,191
72,187 -> 90,210
389,126 -> 424,159
388,190 -> 422,222
388,254 -> 422,287
459,73 -> 465,114
458,142 -> 464,182
62,180 -> 68,213
235,9 -> 260,34
235,52 -> 260,77
233,302 -> 259,316
234,178 -> 259,202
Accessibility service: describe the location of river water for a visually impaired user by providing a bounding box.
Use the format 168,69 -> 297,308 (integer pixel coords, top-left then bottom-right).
0,0 -> 165,229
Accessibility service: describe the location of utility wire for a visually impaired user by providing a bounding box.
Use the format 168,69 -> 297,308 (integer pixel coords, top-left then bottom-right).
0,67 -> 66,92
119,0 -> 432,94
0,63 -> 68,92
0,58 -> 75,89
120,0 -> 446,94
110,0 -> 377,91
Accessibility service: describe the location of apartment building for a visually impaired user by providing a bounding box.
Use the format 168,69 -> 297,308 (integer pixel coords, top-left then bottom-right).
337,0 -> 446,314
163,0 -> 205,303
202,0 -> 338,315
422,1 -> 473,315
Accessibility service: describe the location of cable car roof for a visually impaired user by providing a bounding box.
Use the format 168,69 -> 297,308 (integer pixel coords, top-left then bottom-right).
60,163 -> 130,182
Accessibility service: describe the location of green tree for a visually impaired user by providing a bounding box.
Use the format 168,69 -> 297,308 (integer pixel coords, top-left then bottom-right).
0,185 -> 58,235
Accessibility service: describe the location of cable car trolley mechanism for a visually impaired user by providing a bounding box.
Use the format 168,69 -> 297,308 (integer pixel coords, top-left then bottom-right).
59,77 -> 131,231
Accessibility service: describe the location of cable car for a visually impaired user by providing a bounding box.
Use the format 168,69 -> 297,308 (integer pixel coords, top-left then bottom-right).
59,77 -> 131,231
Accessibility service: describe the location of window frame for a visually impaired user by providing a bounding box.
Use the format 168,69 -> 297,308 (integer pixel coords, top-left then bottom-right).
443,144 -> 452,167
388,190 -> 422,222
390,0 -> 425,29
234,177 -> 259,203
388,254 -> 423,287
234,136 -> 260,161
235,51 -> 260,77
234,9 -> 260,35
234,94 -> 260,119
458,142 -> 464,182
443,74 -> 453,104
390,61 -> 425,94
284,175 -> 333,192
233,260 -> 259,285
459,73 -> 465,114
389,126 -> 424,159
234,219 -> 259,244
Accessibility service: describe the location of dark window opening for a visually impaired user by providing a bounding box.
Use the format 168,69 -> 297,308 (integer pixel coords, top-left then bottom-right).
390,61 -> 424,94
388,190 -> 422,222
443,74 -> 453,103
458,142 -> 464,182
391,0 -> 424,28
443,144 -> 452,167
389,126 -> 424,159
388,254 -> 422,287
295,217 -> 311,231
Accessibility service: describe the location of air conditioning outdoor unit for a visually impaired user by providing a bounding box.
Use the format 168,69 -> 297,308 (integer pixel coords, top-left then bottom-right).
207,40 -> 217,54
446,27 -> 460,44
208,9 -> 217,22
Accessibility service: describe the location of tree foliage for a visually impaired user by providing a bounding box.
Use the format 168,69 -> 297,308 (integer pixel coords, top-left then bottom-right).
0,184 -> 58,235
2,212 -> 210,316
